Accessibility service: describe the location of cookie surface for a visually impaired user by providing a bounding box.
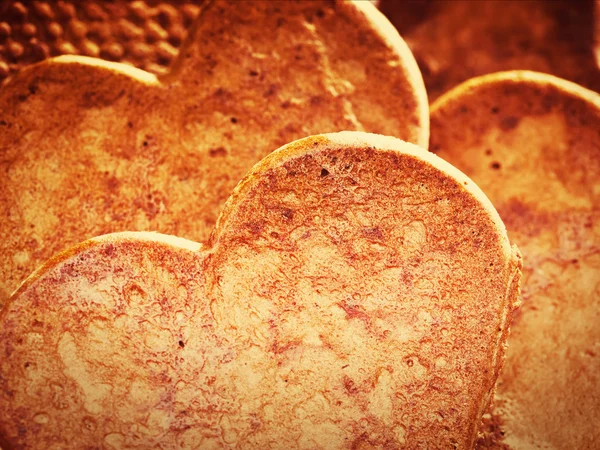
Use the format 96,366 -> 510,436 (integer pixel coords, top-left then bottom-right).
0,0 -> 200,82
0,0 -> 428,306
0,132 -> 520,450
380,0 -> 600,101
430,71 -> 600,449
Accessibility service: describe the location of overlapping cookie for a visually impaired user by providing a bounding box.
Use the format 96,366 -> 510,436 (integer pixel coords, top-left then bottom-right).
430,71 -> 600,449
0,0 -> 428,306
379,0 -> 600,101
0,132 -> 521,449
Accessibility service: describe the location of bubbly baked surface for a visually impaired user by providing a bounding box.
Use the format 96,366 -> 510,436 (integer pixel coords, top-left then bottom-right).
0,1 -> 201,82
0,0 -> 428,306
0,132 -> 520,450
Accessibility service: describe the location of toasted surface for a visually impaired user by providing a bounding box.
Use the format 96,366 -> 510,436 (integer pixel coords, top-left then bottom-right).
0,0 -> 428,306
379,0 -> 600,101
430,71 -> 600,449
0,132 -> 520,449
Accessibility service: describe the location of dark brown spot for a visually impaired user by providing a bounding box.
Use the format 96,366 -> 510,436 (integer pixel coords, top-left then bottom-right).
320,168 -> 329,177
490,161 -> 501,170
246,221 -> 265,235
106,176 -> 120,191
541,93 -> 560,112
230,117 -> 238,123
500,116 -> 519,131
102,244 -> 115,257
263,84 -> 278,97
209,147 -> 227,157
362,227 -> 383,240
178,341 -> 185,348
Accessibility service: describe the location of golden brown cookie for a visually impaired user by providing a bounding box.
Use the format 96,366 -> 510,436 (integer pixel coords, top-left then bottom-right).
0,0 -> 428,306
430,71 -> 600,449
0,131 -> 521,449
379,0 -> 600,101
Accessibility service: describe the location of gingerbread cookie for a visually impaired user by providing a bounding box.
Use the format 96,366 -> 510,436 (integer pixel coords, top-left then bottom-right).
431,71 -> 600,449
379,0 -> 600,101
0,131 -> 520,449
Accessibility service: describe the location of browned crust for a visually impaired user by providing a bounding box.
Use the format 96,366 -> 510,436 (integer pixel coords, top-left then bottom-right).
0,131 -> 520,449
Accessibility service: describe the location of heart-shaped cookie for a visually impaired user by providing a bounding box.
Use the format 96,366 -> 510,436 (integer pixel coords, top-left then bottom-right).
0,0 -> 428,306
430,71 -> 600,449
0,132 -> 520,449
379,0 -> 600,101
